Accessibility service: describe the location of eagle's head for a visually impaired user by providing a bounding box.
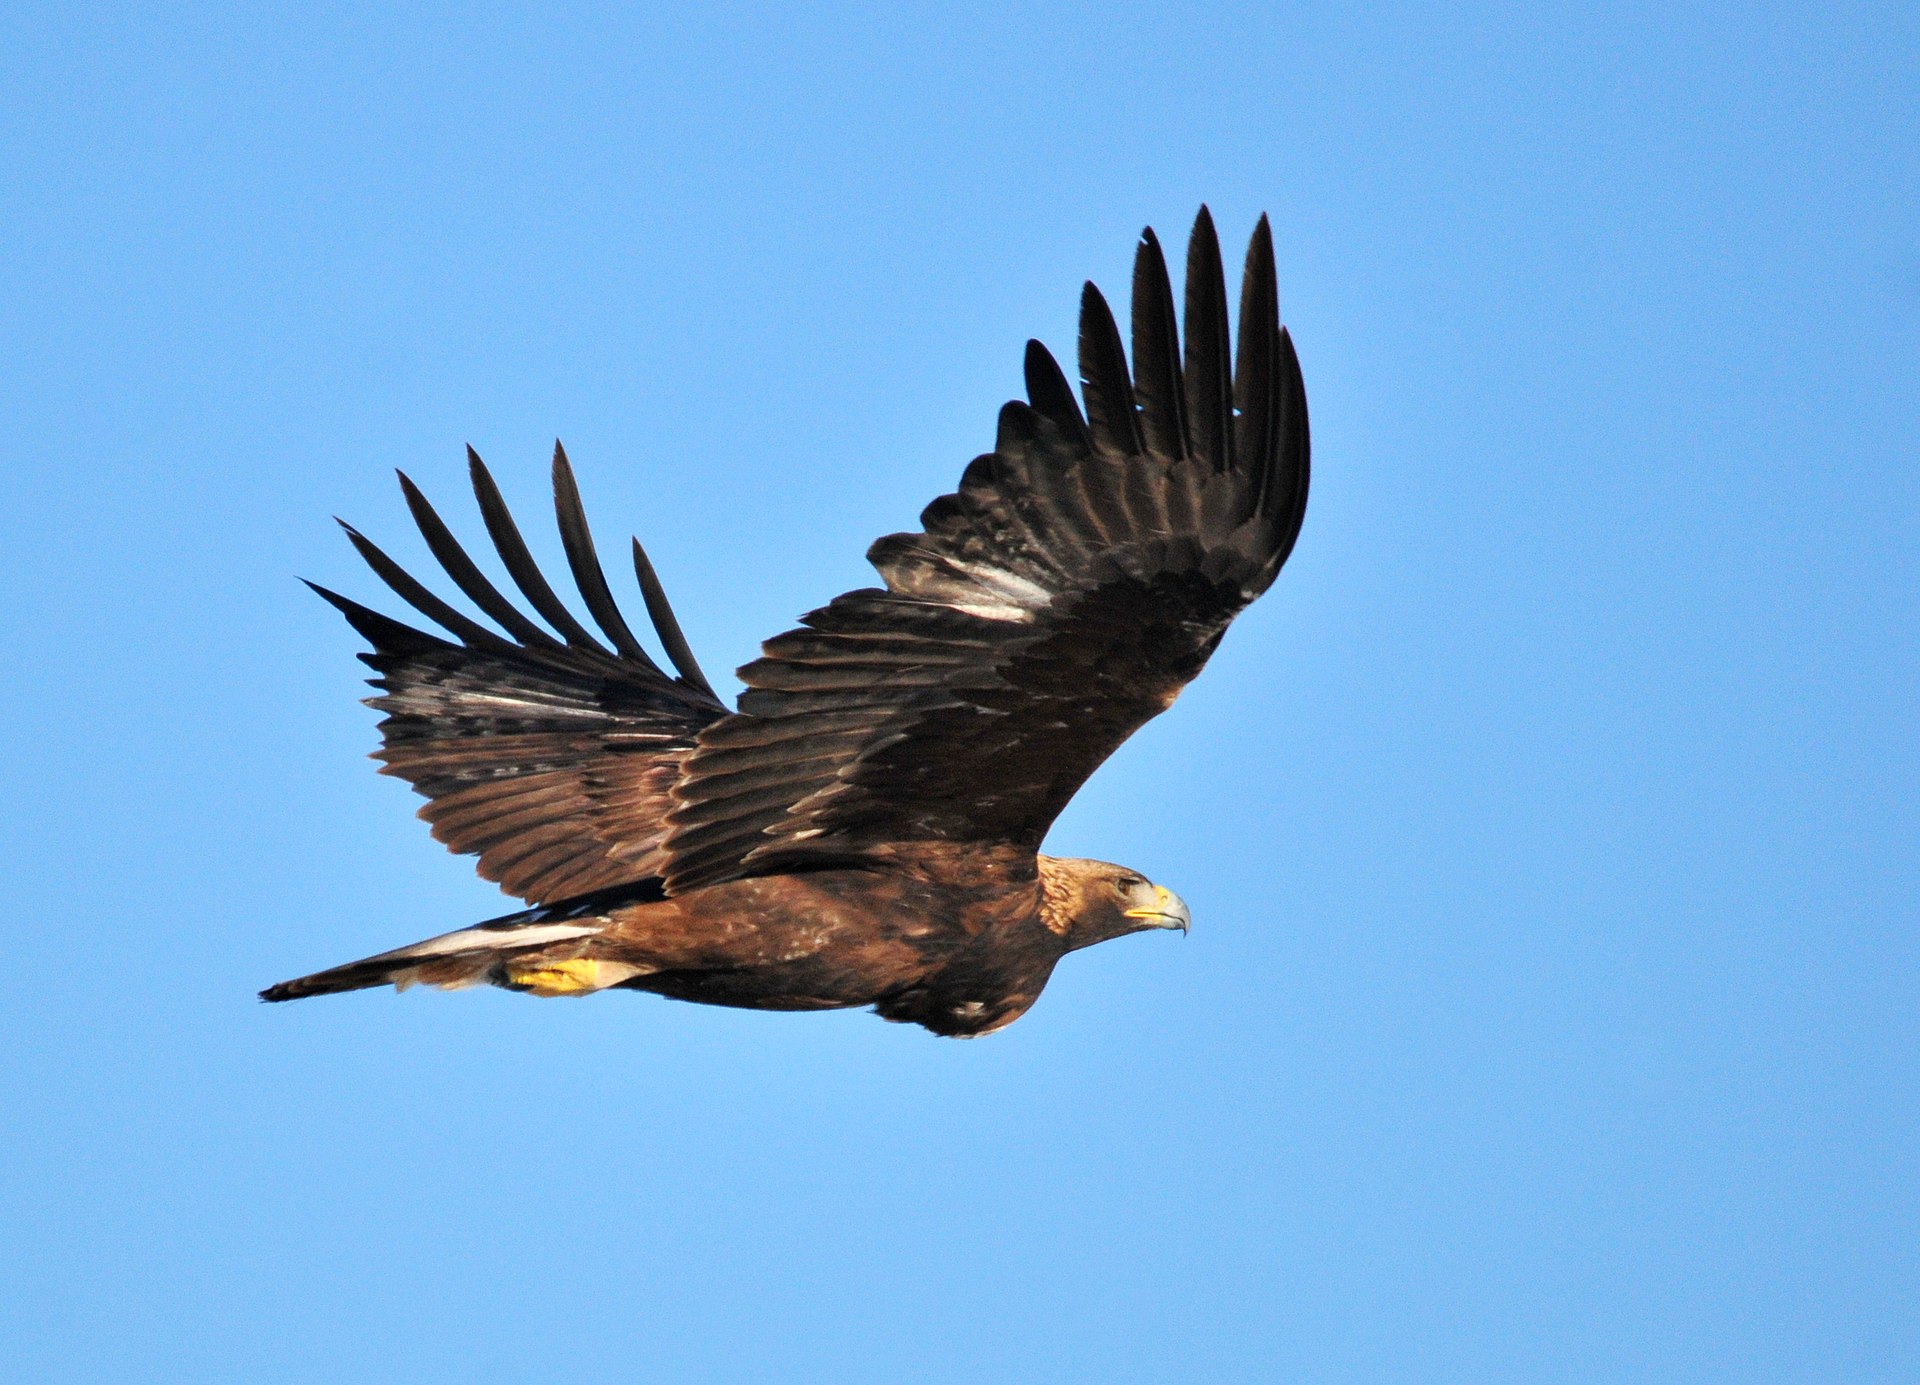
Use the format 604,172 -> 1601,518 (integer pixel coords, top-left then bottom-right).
1038,855 -> 1192,951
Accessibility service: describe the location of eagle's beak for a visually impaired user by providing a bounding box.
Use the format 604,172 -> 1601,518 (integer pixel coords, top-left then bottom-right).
1125,885 -> 1191,934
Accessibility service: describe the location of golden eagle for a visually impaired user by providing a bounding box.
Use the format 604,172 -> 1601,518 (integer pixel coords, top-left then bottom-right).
264,209 -> 1308,1037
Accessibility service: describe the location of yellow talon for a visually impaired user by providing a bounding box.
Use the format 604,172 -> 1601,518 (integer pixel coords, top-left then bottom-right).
506,959 -> 610,996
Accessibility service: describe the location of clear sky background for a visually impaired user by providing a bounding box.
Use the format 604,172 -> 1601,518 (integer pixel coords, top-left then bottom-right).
2,3 -> 1914,1381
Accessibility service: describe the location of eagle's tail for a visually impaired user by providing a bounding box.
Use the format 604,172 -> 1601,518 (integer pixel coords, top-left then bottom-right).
259,909 -> 612,1002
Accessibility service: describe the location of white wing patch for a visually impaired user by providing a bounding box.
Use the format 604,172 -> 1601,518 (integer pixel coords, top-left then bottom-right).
384,920 -> 604,961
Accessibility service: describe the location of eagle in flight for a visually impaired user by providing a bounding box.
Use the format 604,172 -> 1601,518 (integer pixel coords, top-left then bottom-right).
264,209 -> 1309,1037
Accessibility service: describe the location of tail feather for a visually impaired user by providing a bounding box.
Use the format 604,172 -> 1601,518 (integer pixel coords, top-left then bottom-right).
261,915 -> 606,1002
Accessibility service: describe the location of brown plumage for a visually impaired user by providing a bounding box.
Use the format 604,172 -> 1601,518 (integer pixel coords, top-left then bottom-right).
263,209 -> 1309,1037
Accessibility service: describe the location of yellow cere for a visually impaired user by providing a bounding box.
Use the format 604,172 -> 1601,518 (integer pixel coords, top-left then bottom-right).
1125,886 -> 1173,919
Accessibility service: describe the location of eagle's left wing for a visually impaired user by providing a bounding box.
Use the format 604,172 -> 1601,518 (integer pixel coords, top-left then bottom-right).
314,447 -> 729,905
661,210 -> 1308,894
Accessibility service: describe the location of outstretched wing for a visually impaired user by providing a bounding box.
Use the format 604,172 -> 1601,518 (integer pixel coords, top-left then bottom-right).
662,209 -> 1308,893
313,445 -> 728,905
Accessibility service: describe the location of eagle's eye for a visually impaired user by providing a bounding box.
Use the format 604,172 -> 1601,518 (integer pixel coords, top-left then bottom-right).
1113,874 -> 1146,895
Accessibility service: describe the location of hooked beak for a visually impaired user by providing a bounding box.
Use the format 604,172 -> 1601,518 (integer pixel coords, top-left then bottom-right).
1124,885 -> 1191,934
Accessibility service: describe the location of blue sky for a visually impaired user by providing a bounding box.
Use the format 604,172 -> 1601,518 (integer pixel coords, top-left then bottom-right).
2,3 -> 1914,1380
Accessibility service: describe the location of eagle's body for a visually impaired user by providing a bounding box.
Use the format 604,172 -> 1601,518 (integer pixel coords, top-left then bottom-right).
265,210 -> 1307,1037
266,850 -> 1165,1037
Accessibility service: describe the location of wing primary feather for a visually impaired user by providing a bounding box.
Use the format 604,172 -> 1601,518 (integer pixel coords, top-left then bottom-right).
1077,281 -> 1144,458
631,537 -> 719,701
1021,338 -> 1124,541
548,442 -> 657,667
1077,281 -> 1171,534
1182,206 -> 1233,472
466,447 -> 609,653
1269,325 -> 1312,566
1233,215 -> 1278,501
1022,340 -> 1094,452
990,403 -> 1097,565
396,471 -> 564,649
304,579 -> 455,655
1130,226 -> 1188,461
336,520 -> 512,650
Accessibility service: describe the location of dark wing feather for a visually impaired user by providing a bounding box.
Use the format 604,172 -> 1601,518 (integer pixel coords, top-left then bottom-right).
1181,205 -> 1234,472
466,449 -> 607,651
318,454 -> 727,904
1130,226 -> 1189,464
631,537 -> 718,697
662,212 -> 1307,892
550,441 -> 651,662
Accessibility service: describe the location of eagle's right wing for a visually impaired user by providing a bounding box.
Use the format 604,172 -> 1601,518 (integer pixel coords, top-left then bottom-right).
660,211 -> 1308,893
